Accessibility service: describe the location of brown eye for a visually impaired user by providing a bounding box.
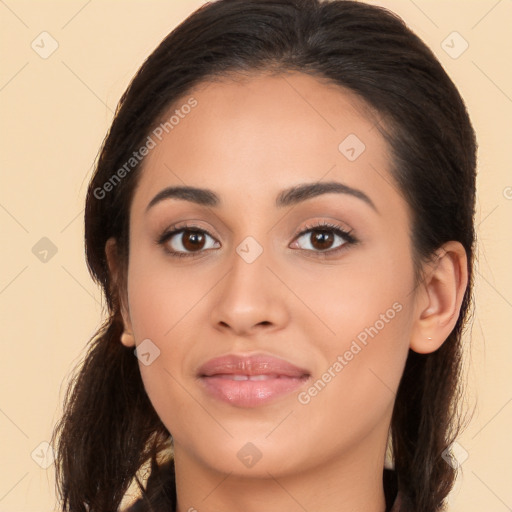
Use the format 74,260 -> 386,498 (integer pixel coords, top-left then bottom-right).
310,230 -> 335,250
167,229 -> 219,254
294,225 -> 351,253
181,230 -> 206,251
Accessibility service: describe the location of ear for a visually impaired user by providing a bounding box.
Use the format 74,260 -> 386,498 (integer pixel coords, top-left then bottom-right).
105,237 -> 135,347
410,241 -> 468,354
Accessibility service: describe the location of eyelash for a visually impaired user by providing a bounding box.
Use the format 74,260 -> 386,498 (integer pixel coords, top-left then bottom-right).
156,221 -> 358,260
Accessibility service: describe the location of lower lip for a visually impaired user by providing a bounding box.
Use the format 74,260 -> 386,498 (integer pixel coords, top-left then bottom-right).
199,374 -> 310,407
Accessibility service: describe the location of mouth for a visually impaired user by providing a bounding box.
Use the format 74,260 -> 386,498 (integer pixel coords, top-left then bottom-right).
197,354 -> 311,408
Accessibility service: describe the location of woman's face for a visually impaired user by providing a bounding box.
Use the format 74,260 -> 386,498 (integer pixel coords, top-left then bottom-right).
119,72 -> 419,478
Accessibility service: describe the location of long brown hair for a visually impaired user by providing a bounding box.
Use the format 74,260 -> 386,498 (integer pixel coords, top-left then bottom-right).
51,1 -> 477,510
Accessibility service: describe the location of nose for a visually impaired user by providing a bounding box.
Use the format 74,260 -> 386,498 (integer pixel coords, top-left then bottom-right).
209,246 -> 290,337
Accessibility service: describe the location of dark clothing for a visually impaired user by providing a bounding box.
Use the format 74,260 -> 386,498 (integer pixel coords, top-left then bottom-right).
384,467 -> 411,511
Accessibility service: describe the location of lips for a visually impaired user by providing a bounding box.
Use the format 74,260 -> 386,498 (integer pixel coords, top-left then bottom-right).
197,354 -> 310,407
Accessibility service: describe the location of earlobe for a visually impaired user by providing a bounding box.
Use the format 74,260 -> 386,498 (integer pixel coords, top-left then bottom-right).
105,237 -> 135,347
120,330 -> 135,347
410,241 -> 468,354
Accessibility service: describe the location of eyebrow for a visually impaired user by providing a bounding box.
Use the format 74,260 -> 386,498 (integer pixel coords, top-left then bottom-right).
145,181 -> 377,213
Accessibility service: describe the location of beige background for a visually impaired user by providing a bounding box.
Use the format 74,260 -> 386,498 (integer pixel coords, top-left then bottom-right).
0,1 -> 511,510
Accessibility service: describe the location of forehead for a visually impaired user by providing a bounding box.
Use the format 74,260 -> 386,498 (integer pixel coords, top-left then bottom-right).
130,71 -> 401,218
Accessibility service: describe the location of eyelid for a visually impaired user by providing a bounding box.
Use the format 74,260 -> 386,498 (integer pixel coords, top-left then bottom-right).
156,221 -> 219,242
293,221 -> 356,243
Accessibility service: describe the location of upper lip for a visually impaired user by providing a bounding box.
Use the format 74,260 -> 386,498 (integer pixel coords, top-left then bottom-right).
197,353 -> 310,378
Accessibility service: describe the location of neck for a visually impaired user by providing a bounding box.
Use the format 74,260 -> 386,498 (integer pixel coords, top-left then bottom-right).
173,434 -> 388,512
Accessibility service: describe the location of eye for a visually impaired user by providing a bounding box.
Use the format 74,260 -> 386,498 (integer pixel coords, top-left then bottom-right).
292,222 -> 356,255
156,221 -> 357,259
157,225 -> 220,258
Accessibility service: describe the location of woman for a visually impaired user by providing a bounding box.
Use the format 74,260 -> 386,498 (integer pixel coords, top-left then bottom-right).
52,1 -> 477,511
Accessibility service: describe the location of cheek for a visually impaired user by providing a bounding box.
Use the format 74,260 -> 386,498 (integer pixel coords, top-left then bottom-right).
295,300 -> 412,456
292,248 -> 414,410
291,241 -> 414,348
305,289 -> 411,398
125,255 -> 218,431
126,251 -> 216,340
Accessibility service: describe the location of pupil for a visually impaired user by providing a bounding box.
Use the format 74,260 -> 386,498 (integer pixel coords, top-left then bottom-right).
312,230 -> 333,250
183,231 -> 205,251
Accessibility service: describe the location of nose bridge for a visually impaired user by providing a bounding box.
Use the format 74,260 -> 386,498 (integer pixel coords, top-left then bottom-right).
231,236 -> 268,294
210,234 -> 289,334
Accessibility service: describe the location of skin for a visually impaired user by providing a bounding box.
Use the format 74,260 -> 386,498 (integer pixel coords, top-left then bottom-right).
106,71 -> 468,512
